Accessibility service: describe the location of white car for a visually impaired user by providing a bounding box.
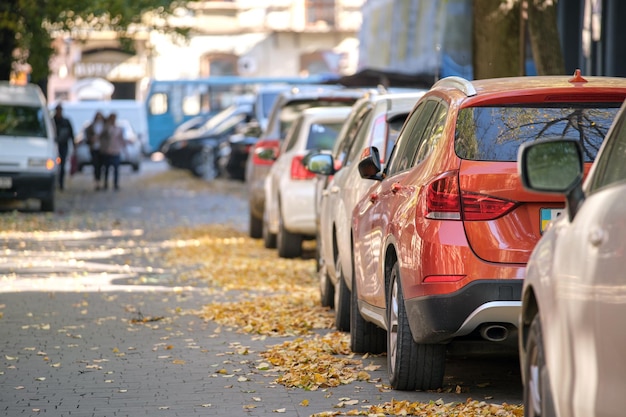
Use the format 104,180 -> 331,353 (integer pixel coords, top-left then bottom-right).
75,118 -> 142,172
517,101 -> 626,417
305,91 -> 425,330
262,106 -> 352,258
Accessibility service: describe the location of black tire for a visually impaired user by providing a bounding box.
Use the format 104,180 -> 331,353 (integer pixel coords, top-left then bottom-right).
41,197 -> 54,213
262,209 -> 277,249
387,261 -> 446,391
277,214 -> 302,258
350,268 -> 386,354
319,262 -> 334,308
249,212 -> 263,239
334,255 -> 351,331
523,315 -> 556,417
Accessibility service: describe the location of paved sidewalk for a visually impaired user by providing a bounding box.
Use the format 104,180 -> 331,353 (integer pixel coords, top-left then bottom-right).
0,160 -> 522,417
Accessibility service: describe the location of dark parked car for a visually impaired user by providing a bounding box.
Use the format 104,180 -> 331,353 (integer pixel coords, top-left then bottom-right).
162,103 -> 254,179
217,121 -> 262,181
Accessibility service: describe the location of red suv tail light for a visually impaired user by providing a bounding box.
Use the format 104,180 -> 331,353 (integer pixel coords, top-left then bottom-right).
461,192 -> 518,221
425,172 -> 462,220
424,171 -> 518,221
291,155 -> 316,180
251,139 -> 280,166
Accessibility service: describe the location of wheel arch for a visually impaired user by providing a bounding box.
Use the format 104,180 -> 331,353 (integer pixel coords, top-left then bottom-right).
519,285 -> 539,354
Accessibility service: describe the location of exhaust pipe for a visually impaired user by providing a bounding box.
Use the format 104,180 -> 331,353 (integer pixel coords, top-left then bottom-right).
479,324 -> 510,342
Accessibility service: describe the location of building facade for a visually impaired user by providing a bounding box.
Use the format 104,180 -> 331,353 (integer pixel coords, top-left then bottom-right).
47,0 -> 363,102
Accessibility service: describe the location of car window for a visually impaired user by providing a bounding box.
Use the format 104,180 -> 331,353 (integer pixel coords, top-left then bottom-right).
454,104 -> 620,162
334,106 -> 371,167
383,115 -> 410,162
587,106 -> 626,192
0,105 -> 48,138
306,122 -> 344,150
344,110 -> 374,165
277,99 -> 357,140
413,102 -> 448,165
282,116 -> 304,152
386,100 -> 437,176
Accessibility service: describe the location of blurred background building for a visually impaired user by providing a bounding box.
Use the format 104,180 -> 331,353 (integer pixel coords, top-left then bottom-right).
47,0 -> 363,102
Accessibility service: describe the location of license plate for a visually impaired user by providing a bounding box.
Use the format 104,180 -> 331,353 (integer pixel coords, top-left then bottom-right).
540,208 -> 564,233
0,177 -> 12,189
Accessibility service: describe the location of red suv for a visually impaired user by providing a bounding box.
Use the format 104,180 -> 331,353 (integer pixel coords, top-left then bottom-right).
350,70 -> 626,391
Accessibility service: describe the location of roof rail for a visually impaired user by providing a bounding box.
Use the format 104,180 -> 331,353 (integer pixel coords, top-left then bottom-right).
432,76 -> 477,97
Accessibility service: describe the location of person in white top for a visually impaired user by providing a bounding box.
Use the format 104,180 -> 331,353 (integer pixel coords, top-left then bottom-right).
85,111 -> 106,190
100,113 -> 127,191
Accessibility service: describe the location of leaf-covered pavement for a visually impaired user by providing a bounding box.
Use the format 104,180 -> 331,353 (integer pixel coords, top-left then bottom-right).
0,163 -> 523,416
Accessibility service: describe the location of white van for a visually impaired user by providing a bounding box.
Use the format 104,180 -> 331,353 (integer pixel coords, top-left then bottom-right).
0,82 -> 58,212
51,99 -> 149,154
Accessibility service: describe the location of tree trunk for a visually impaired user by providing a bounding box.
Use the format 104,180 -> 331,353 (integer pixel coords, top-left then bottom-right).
527,0 -> 565,75
0,27 -> 16,81
473,0 -> 520,79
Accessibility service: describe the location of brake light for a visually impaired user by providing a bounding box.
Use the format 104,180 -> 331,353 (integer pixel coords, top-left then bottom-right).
424,171 -> 518,221
251,139 -> 280,166
291,155 -> 316,180
461,192 -> 517,221
425,172 -> 461,220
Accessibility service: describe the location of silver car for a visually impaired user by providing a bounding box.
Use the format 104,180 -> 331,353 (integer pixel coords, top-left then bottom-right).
518,100 -> 626,417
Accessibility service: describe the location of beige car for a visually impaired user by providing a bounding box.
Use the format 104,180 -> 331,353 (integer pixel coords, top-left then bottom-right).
518,100 -> 626,417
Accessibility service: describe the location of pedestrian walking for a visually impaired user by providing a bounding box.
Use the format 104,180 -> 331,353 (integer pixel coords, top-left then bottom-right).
100,112 -> 126,191
53,104 -> 75,190
85,111 -> 106,190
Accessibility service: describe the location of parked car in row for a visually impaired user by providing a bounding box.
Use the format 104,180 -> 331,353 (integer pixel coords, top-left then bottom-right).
263,106 -> 352,258
350,71 -> 626,391
245,86 -> 365,239
217,121 -> 263,181
161,102 -> 254,179
517,97 -> 626,417
74,118 -> 143,172
305,90 -> 426,332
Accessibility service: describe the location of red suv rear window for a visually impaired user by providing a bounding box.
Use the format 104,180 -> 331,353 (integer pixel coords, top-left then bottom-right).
454,104 -> 621,162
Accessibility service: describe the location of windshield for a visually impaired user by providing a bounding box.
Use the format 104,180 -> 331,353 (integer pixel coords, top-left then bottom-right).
0,105 -> 48,138
455,104 -> 621,162
202,105 -> 249,133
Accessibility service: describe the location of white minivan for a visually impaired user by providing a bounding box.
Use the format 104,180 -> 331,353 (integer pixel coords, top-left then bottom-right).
0,82 -> 58,212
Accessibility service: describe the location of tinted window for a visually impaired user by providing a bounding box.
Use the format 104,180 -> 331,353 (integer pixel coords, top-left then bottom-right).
455,105 -> 620,162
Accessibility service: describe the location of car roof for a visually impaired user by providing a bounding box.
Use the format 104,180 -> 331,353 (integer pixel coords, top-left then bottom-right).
430,73 -> 626,106
299,105 -> 353,119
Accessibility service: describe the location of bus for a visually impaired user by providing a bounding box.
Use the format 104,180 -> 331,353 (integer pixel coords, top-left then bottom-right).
144,75 -> 338,153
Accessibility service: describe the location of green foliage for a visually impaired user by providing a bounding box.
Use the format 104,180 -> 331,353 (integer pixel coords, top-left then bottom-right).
0,0 -> 197,83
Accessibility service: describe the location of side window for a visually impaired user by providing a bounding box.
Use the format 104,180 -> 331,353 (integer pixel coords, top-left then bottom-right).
344,111 -> 374,165
413,102 -> 448,165
588,109 -> 626,192
282,116 -> 303,152
334,106 -> 371,166
386,101 -> 436,176
382,114 -> 410,163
